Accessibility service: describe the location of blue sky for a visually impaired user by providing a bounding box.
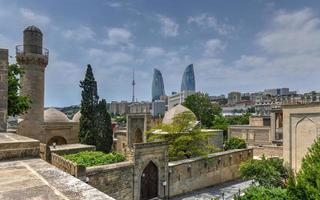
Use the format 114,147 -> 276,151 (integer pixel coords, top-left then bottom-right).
1,0 -> 320,106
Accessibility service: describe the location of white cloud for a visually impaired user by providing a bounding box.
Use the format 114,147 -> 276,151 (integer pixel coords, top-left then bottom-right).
257,8 -> 320,54
103,27 -> 133,47
234,55 -> 266,69
204,39 -> 225,56
20,8 -> 50,25
143,47 -> 165,57
88,48 -> 133,65
106,2 -> 122,8
63,26 -> 95,41
158,15 -> 179,37
188,14 -> 235,36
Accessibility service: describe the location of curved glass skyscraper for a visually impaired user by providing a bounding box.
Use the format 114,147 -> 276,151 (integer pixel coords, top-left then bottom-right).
152,68 -> 165,101
181,64 -> 195,92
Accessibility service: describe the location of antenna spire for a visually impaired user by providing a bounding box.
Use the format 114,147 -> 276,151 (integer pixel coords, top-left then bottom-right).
132,69 -> 135,102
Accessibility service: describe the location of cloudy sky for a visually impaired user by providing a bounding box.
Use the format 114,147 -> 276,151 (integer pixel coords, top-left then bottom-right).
1,0 -> 320,106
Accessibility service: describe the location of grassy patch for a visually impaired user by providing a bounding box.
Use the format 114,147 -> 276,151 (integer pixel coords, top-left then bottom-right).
63,151 -> 125,167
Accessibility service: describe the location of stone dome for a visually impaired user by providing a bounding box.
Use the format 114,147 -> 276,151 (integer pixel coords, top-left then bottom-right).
162,104 -> 196,125
24,25 -> 42,34
44,108 -> 70,123
72,111 -> 81,122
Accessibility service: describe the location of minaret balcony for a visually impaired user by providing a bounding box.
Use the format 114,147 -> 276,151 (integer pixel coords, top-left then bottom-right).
16,45 -> 49,66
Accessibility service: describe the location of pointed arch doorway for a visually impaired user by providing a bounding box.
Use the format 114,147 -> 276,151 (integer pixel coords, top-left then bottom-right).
140,161 -> 158,200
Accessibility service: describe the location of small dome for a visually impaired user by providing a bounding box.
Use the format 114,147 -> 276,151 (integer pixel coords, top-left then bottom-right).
44,108 -> 70,123
72,111 -> 81,122
24,25 -> 42,34
162,104 -> 196,125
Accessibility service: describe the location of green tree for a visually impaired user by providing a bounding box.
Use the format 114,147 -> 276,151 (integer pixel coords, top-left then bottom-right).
79,64 -> 99,145
224,137 -> 247,150
183,92 -> 221,128
235,186 -> 288,200
213,113 -> 251,140
95,99 -> 113,153
288,137 -> 320,200
8,64 -> 31,116
240,156 -> 289,188
148,111 -> 217,161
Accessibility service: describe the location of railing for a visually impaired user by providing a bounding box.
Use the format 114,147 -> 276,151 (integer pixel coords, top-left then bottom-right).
16,45 -> 49,57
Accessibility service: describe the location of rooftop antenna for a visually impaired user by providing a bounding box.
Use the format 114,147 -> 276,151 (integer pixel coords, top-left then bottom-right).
132,68 -> 135,102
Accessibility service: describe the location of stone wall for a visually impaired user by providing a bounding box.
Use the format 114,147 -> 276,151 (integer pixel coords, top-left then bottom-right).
44,122 -> 79,144
282,103 -> 320,172
168,148 -> 253,197
49,149 -> 134,200
51,153 -> 86,179
0,49 -> 8,132
229,125 -> 272,145
86,161 -> 134,200
252,145 -> 283,158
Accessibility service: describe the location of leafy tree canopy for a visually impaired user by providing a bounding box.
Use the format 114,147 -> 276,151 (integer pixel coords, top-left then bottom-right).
213,113 -> 251,140
8,64 -> 31,116
288,137 -> 320,200
235,186 -> 288,200
224,137 -> 247,150
147,111 -> 218,161
183,92 -> 221,128
240,156 -> 289,188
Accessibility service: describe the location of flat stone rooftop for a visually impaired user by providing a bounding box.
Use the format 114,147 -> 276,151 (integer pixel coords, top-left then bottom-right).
49,143 -> 95,151
0,132 -> 38,143
0,132 -> 40,160
0,158 -> 114,200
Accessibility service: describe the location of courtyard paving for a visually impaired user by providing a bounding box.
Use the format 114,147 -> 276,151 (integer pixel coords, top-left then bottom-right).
170,179 -> 253,200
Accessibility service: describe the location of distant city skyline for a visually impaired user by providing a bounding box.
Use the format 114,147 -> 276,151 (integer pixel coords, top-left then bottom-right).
1,0 -> 320,106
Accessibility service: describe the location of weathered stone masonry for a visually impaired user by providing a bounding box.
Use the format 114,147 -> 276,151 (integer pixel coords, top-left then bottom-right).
168,148 -> 253,197
0,49 -> 8,132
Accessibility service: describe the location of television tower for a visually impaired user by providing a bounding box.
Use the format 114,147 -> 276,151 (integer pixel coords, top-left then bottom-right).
132,69 -> 135,102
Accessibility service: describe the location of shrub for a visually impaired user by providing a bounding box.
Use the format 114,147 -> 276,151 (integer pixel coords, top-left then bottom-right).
224,137 -> 246,150
63,151 -> 125,167
287,137 -> 320,199
240,156 -> 289,188
235,186 -> 288,200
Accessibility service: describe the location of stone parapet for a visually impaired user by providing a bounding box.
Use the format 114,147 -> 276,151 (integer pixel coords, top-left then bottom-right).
51,152 -> 86,179
168,148 -> 253,197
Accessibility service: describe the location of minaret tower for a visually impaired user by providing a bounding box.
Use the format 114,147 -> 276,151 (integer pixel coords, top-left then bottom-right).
16,25 -> 48,140
132,69 -> 135,102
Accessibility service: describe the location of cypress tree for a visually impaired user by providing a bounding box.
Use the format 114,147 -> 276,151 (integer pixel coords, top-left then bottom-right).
96,99 -> 113,152
79,64 -> 99,145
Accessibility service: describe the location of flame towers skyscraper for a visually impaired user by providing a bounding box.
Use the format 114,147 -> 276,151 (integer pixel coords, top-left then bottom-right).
152,68 -> 165,101
181,64 -> 195,92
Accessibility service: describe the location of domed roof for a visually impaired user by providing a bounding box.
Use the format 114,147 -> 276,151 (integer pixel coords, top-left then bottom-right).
44,108 -> 70,123
162,104 -> 196,125
72,111 -> 81,122
24,25 -> 42,34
